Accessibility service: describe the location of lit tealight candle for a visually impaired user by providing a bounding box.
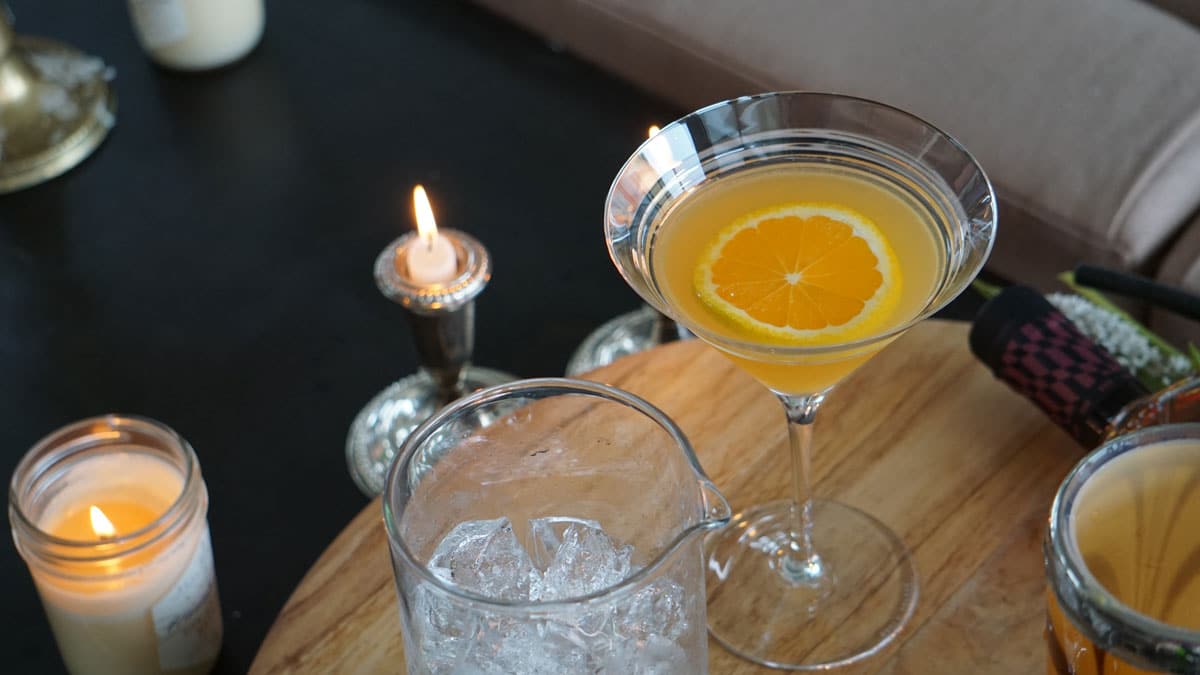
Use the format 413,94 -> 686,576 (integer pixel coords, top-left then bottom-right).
404,185 -> 458,285
10,417 -> 222,675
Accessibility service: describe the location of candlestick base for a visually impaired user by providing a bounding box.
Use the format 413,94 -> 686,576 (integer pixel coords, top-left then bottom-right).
0,18 -> 117,194
566,305 -> 692,376
346,365 -> 515,497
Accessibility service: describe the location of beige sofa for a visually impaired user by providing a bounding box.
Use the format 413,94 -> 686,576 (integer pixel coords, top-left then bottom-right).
479,0 -> 1200,337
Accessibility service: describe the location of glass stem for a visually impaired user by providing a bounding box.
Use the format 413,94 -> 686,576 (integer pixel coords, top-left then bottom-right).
778,392 -> 827,586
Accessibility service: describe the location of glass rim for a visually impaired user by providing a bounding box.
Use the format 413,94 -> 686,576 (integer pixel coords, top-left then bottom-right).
382,376 -> 730,610
605,90 -> 997,357
1049,423 -> 1200,648
8,414 -> 201,561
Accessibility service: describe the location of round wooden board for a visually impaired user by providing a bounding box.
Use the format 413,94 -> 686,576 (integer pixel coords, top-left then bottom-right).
249,320 -> 1079,674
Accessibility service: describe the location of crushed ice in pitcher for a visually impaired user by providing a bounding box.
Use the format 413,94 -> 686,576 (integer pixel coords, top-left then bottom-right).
414,516 -> 689,674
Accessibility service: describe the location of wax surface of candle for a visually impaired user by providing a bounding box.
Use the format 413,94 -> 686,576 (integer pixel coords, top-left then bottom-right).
406,235 -> 457,284
50,501 -> 161,541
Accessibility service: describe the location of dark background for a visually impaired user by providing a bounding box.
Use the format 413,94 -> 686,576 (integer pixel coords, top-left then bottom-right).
0,2 -> 680,672
0,2 -> 980,673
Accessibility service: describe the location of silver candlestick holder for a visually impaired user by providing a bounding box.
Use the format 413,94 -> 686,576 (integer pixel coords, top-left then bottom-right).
565,124 -> 693,376
346,229 -> 515,497
565,305 -> 691,376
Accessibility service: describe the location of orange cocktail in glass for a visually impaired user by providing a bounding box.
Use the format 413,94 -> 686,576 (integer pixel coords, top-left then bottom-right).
606,92 -> 996,670
654,163 -> 943,394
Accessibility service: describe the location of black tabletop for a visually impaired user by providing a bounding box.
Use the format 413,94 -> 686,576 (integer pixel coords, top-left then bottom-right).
0,2 -> 680,672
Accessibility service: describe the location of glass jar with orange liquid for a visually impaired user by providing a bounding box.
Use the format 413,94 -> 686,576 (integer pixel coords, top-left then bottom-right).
1045,423 -> 1200,674
969,280 -> 1200,671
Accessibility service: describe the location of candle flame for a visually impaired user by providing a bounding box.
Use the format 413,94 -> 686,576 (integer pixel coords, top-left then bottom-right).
412,185 -> 439,248
89,505 -> 116,539
648,125 -> 660,138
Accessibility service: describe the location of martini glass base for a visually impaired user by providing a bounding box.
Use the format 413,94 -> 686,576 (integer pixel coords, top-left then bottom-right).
566,305 -> 691,376
346,366 -> 515,497
705,499 -> 918,670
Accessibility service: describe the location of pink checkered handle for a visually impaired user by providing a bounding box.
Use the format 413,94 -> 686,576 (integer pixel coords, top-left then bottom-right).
969,285 -> 1148,447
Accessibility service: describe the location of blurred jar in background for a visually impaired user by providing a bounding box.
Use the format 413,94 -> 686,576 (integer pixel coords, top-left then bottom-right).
127,0 -> 264,71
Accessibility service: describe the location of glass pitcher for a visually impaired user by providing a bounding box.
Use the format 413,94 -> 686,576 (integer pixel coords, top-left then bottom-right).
382,378 -> 732,674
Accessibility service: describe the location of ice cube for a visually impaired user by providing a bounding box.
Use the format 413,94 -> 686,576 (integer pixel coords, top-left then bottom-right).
540,521 -> 634,601
614,578 -> 688,641
427,517 -> 540,601
528,515 -> 602,571
489,620 -> 592,674
409,585 -> 478,674
601,634 -> 688,674
416,516 -> 692,675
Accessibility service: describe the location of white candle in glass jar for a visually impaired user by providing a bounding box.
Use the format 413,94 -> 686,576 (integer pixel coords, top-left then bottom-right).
10,417 -> 223,675
127,0 -> 265,71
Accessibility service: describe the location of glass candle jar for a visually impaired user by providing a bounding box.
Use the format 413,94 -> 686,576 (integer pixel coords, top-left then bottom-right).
9,415 -> 222,675
127,0 -> 264,71
1045,423 -> 1200,674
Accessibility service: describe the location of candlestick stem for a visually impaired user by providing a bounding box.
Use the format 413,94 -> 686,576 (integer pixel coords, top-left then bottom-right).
405,304 -> 474,403
0,10 -> 34,106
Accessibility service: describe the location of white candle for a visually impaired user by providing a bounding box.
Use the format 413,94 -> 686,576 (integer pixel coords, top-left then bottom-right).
11,419 -> 222,675
405,185 -> 458,285
127,0 -> 264,71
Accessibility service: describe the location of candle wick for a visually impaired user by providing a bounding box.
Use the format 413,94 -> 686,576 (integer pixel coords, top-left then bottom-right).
419,232 -> 436,252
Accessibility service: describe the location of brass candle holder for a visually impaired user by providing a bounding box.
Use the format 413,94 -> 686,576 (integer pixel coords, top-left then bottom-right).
346,229 -> 515,497
0,5 -> 116,193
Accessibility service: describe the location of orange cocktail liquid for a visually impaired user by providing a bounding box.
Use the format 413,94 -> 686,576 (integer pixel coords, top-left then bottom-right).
1046,439 -> 1200,675
653,163 -> 943,394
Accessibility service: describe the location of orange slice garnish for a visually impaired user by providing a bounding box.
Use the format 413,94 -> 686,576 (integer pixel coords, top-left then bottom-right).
695,203 -> 901,342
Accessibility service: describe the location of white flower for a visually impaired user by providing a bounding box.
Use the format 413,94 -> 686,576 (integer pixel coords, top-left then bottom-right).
1047,293 -> 1193,387
1168,353 -> 1193,375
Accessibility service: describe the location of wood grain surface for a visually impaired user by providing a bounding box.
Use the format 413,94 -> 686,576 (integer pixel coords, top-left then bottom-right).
249,320 -> 1081,674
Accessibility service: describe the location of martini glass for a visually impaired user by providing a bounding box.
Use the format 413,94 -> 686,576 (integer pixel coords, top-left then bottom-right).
605,92 -> 995,669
